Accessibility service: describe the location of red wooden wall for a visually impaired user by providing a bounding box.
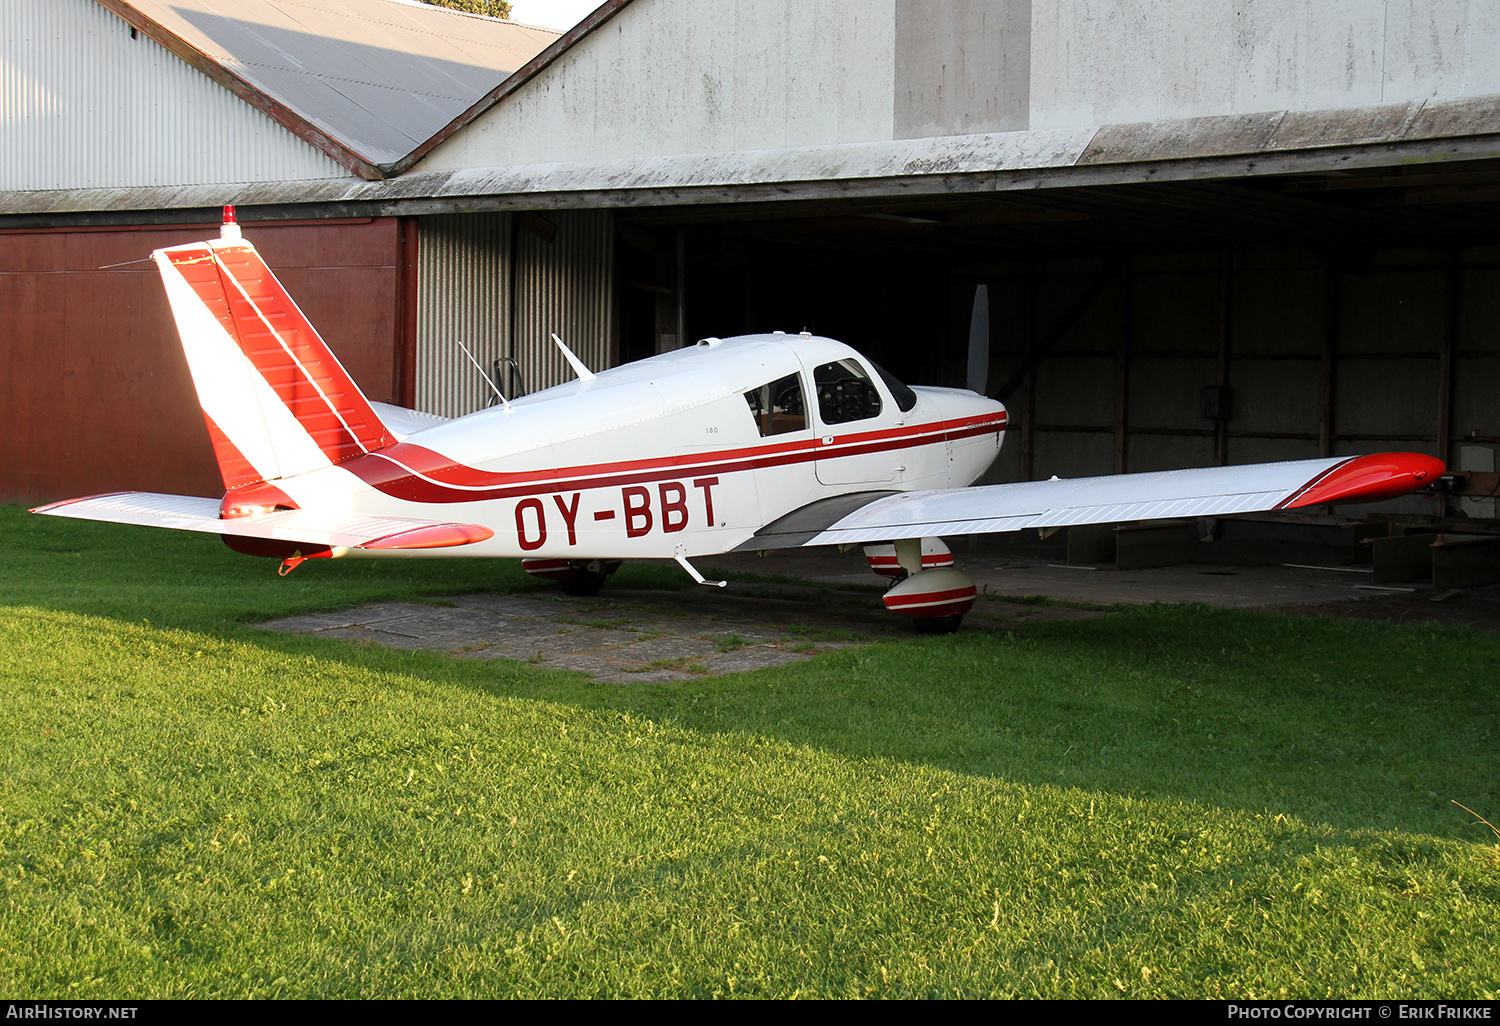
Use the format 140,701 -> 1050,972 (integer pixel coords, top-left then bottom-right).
0,218 -> 410,505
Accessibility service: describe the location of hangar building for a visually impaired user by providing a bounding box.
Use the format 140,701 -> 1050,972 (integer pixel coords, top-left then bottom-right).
4,0 -> 1498,548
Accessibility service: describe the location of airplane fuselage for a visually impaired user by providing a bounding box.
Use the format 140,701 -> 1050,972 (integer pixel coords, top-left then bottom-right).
264,334 -> 1008,561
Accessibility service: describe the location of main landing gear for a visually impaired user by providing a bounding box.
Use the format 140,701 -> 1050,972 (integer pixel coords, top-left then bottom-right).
862,538 -> 977,635
520,558 -> 623,597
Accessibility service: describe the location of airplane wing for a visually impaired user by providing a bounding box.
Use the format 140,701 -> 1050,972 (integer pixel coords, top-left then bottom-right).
737,453 -> 1442,549
31,492 -> 494,551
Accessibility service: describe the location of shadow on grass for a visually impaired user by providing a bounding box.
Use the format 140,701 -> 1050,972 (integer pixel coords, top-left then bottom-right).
7,506 -> 1498,843
4,506 -> 692,625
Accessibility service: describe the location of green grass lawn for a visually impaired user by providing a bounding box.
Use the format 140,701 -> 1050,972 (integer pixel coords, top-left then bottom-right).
2,506 -> 1497,998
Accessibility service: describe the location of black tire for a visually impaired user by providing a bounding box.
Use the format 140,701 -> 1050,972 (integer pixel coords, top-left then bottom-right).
559,570 -> 607,597
912,614 -> 964,635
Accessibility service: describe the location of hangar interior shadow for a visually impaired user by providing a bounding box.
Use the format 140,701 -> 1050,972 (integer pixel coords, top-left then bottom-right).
613,158 -> 1500,517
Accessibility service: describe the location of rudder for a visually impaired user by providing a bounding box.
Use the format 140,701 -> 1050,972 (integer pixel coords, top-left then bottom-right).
153,220 -> 391,490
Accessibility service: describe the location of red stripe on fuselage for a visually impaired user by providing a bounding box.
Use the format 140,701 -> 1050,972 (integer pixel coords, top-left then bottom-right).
341,412 -> 1007,504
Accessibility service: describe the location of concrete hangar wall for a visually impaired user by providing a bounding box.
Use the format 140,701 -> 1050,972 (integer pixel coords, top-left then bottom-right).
409,0 -> 1500,524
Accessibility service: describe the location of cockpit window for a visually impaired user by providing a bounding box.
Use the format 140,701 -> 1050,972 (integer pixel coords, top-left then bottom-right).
814,359 -> 883,424
871,361 -> 918,413
744,373 -> 806,436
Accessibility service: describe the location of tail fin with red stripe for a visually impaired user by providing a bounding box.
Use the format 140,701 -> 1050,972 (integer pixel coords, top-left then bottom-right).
153,220 -> 391,490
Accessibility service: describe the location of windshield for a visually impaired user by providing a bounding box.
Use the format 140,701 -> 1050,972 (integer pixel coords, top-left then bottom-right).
871,361 -> 917,413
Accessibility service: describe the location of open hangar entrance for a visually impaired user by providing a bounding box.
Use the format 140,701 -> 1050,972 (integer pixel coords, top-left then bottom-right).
607,157 -> 1500,562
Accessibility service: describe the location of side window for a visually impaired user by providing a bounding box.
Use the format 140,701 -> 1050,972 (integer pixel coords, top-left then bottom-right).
814,359 -> 883,425
744,373 -> 806,436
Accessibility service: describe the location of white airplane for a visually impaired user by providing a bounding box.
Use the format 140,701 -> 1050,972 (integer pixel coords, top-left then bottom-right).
33,211 -> 1444,632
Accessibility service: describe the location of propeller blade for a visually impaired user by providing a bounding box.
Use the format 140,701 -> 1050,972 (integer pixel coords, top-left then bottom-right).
966,283 -> 989,395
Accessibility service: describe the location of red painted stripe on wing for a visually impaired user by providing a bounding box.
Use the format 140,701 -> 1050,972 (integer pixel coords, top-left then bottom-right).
341,413 -> 1007,504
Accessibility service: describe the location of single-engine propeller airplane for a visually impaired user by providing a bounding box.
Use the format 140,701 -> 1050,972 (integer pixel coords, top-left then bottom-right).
33,210 -> 1445,632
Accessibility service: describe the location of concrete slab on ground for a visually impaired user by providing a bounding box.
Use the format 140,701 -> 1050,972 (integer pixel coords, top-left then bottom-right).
257,539 -> 1500,681
257,584 -> 899,683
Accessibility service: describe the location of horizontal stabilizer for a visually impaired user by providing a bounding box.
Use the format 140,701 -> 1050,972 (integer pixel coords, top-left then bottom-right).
31,492 -> 493,551
740,453 -> 1443,549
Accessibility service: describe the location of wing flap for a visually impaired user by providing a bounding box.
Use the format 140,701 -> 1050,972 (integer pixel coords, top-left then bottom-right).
31,492 -> 493,551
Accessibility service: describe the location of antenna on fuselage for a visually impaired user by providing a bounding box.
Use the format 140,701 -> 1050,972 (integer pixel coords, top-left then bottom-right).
549,332 -> 596,382
454,338 -> 512,413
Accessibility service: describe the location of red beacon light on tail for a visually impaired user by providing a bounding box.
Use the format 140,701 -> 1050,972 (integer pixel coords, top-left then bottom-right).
220,204 -> 241,241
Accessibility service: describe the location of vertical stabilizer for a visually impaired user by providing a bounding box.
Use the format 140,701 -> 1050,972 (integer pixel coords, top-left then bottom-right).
154,230 -> 391,489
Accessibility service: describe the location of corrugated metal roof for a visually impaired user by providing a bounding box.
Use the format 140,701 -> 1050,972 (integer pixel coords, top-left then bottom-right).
98,0 -> 560,177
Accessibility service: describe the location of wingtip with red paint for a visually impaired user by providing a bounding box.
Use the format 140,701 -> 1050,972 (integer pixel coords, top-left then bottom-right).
1282,452 -> 1445,509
